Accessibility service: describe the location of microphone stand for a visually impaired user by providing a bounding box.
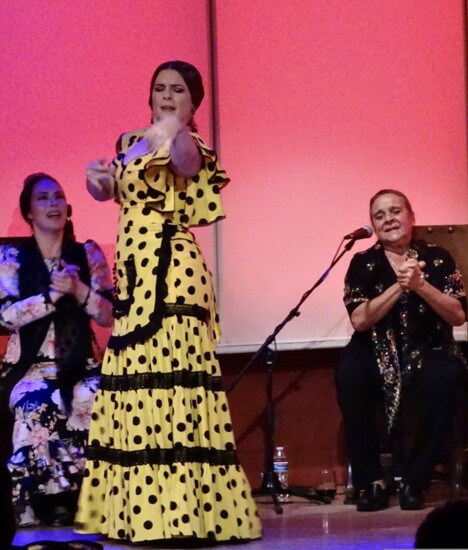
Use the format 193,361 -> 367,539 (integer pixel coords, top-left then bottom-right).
227,237 -> 360,513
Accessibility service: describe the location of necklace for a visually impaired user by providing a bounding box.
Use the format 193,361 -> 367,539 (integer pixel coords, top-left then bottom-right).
44,256 -> 61,272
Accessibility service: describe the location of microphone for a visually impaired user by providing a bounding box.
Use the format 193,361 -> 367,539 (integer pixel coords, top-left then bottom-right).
344,225 -> 374,240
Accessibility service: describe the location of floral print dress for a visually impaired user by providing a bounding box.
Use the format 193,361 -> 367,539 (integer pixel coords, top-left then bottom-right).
0,240 -> 113,526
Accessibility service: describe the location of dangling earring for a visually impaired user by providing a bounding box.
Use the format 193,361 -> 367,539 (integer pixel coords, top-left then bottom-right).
65,204 -> 75,240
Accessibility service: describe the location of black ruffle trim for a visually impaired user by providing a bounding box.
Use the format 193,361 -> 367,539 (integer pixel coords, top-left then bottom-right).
113,255 -> 136,318
109,302 -> 208,351
112,296 -> 134,319
108,223 -> 176,351
165,303 -> 209,322
99,369 -> 223,392
86,444 -> 239,468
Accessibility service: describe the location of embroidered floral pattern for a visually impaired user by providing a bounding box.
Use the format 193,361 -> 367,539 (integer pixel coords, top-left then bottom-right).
344,240 -> 466,431
8,362 -> 101,523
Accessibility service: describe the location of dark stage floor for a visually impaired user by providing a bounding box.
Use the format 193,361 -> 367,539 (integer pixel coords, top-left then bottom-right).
12,481 -> 461,550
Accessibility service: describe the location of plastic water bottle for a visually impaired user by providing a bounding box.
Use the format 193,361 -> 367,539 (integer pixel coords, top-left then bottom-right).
273,446 -> 290,502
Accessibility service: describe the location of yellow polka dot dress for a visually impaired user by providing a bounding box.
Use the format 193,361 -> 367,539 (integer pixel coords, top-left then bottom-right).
76,130 -> 262,544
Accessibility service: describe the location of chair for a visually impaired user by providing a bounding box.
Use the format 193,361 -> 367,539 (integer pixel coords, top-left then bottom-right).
345,224 -> 468,502
412,224 -> 468,497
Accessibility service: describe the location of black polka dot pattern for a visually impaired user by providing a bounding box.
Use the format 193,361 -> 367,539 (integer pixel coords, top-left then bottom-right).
76,128 -> 260,543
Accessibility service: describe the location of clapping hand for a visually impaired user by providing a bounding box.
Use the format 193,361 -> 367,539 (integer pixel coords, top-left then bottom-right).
397,258 -> 426,291
49,260 -> 81,302
124,115 -> 185,164
86,158 -> 116,201
144,115 -> 184,152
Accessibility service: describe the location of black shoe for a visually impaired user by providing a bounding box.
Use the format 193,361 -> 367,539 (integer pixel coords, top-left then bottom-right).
49,504 -> 74,527
399,484 -> 424,510
356,483 -> 389,512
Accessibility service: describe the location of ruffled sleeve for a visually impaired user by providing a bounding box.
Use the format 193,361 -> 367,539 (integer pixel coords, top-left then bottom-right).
186,133 -> 230,226
113,128 -> 229,227
124,129 -> 173,209
142,132 -> 230,226
112,129 -> 171,207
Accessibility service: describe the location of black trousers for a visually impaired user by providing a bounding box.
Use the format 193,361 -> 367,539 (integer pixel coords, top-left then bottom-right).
335,342 -> 465,490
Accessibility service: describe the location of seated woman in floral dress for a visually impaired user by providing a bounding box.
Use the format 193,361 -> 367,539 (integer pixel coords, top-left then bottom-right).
0,172 -> 113,527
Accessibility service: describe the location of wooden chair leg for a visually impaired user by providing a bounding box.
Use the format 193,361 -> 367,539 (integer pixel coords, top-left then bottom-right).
450,384 -> 465,498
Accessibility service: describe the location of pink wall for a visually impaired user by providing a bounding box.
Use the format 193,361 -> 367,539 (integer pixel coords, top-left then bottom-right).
0,0 -> 213,262
0,0 -> 213,348
215,0 -> 468,351
1,1 -> 467,351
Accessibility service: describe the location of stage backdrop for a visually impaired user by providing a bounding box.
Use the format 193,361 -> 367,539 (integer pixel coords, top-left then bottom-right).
0,0 -> 215,265
1,0 -> 467,353
215,0 -> 468,352
0,0 -> 215,349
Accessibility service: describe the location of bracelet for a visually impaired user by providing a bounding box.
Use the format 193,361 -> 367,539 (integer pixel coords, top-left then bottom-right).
80,286 -> 91,309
